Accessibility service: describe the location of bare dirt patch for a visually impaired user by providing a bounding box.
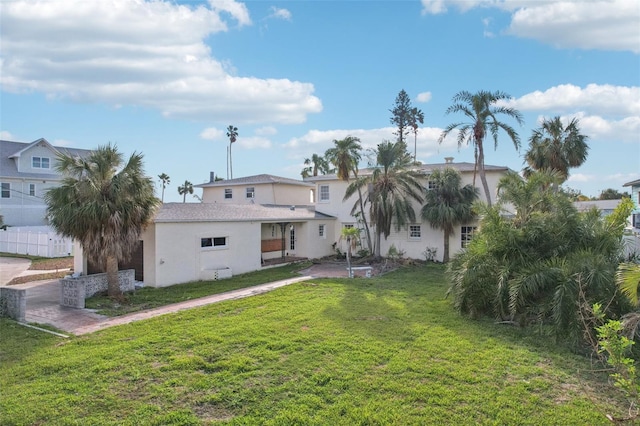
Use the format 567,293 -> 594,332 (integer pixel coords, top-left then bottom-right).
30,257 -> 73,271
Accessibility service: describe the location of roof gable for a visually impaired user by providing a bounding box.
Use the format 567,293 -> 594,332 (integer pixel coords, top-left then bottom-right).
196,173 -> 313,188
7,138 -> 60,159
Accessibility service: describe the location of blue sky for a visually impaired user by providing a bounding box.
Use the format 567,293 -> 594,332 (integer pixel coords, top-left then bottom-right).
1,0 -> 638,203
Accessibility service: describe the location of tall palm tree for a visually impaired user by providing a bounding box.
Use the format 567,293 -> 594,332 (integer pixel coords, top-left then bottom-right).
439,90 -> 523,206
304,153 -> 330,177
325,136 -> 373,253
408,106 -> 424,163
226,125 -> 238,179
347,140 -> 424,258
421,167 -> 478,262
178,180 -> 193,203
45,144 -> 159,298
524,116 -> 589,189
158,173 -> 170,203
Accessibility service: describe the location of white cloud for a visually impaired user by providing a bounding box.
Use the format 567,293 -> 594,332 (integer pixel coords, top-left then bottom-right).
508,0 -> 640,53
200,127 -> 225,140
0,0 -> 322,125
0,131 -> 16,140
509,84 -> 640,116
567,173 -> 593,183
421,0 -> 640,53
255,126 -> 278,136
267,6 -> 292,21
283,126 -> 455,164
416,92 -> 432,103
238,136 -> 272,149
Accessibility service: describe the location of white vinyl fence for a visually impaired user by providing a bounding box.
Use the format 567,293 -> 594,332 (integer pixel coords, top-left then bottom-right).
0,226 -> 73,258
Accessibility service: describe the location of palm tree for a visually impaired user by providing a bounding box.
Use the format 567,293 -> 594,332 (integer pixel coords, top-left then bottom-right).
439,90 -> 523,206
178,180 -> 193,203
303,153 -> 330,177
523,116 -> 589,189
44,144 -> 159,299
226,125 -> 238,179
158,173 -> 170,203
347,140 -> 424,258
340,226 -> 360,278
421,168 -> 478,262
408,106 -> 424,163
325,136 -> 373,253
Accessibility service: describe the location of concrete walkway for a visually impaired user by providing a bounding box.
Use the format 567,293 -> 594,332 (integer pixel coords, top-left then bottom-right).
0,257 -> 31,285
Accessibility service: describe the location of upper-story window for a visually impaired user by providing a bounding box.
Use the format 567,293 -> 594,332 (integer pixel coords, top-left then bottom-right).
32,157 -> 50,169
246,187 -> 255,199
224,188 -> 232,199
1,183 -> 10,198
319,185 -> 330,202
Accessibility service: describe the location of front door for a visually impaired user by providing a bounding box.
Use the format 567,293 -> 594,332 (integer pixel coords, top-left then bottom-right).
289,225 -> 296,255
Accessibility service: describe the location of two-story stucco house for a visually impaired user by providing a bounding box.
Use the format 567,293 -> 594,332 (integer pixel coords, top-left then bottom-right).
0,138 -> 92,226
305,159 -> 511,262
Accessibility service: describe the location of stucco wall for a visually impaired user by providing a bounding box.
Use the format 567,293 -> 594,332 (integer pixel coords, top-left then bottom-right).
201,183 -> 311,205
148,221 -> 261,287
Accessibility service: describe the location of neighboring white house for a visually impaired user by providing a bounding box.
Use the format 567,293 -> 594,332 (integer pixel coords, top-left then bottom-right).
0,138 -> 92,226
574,199 -> 622,216
624,178 -> 640,230
305,159 -> 511,262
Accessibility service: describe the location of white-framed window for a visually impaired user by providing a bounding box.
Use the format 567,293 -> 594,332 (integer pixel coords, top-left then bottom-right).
32,157 -> 50,169
426,180 -> 437,190
1,183 -> 10,198
224,188 -> 232,199
246,187 -> 255,199
201,236 -> 228,250
29,183 -> 36,197
409,225 -> 421,240
319,224 -> 326,238
461,226 -> 477,248
319,185 -> 329,202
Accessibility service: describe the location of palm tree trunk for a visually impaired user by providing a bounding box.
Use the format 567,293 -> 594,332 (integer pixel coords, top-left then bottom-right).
346,237 -> 352,278
356,186 -> 373,254
443,228 -> 450,263
229,142 -> 233,179
106,255 -> 121,299
477,143 -> 492,206
374,229 -> 382,259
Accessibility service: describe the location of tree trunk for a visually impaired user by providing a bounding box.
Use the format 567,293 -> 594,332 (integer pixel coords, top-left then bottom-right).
106,255 -> 121,299
356,185 -> 373,254
346,237 -> 352,278
443,228 -> 450,263
374,229 -> 382,259
477,142 -> 492,206
229,142 -> 233,179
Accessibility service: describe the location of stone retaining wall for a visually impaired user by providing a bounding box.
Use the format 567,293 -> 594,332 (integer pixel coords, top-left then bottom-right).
60,270 -> 135,308
0,287 -> 26,322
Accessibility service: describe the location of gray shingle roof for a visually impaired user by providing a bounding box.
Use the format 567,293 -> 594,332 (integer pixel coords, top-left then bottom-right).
155,202 -> 335,223
623,178 -> 640,187
195,174 -> 314,188
1,139 -> 92,179
304,161 -> 511,182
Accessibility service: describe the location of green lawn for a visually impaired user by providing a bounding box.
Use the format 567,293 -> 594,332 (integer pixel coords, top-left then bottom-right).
85,261 -> 312,316
0,264 -> 627,425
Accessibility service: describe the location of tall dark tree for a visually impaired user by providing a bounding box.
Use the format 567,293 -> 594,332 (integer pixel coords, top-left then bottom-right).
408,106 -> 425,163
439,90 -> 523,206
45,144 -> 159,298
346,141 -> 423,258
390,89 -> 413,144
158,173 -> 170,203
524,116 -> 589,188
178,180 -> 193,203
325,136 -> 373,253
421,168 -> 478,262
226,125 -> 238,179
599,188 -> 629,200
